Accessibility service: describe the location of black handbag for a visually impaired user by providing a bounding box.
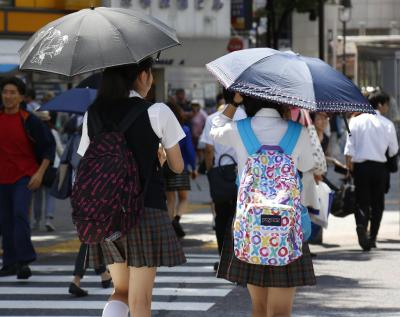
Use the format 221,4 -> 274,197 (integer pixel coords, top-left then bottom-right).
207,154 -> 238,203
42,166 -> 57,188
330,179 -> 357,218
50,163 -> 73,199
386,149 -> 398,173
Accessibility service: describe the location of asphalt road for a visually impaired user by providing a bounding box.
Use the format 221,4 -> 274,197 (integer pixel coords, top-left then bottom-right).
0,172 -> 399,317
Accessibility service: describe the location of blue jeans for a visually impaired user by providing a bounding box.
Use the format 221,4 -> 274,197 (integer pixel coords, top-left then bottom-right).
33,186 -> 55,221
0,177 -> 36,266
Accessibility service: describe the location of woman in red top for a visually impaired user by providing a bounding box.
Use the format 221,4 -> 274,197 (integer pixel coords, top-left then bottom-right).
0,77 -> 55,279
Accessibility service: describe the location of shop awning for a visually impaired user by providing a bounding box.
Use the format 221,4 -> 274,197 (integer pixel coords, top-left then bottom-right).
0,39 -> 25,74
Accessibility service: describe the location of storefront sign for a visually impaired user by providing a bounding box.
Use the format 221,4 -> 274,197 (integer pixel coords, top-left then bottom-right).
231,0 -> 253,30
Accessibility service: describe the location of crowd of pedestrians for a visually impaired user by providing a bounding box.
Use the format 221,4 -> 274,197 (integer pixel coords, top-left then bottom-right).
0,69 -> 399,317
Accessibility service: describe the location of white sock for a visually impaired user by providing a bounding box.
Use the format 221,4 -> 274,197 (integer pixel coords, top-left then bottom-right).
102,300 -> 129,317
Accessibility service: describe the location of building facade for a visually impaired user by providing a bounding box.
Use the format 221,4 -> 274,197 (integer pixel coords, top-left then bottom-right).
110,0 -> 231,106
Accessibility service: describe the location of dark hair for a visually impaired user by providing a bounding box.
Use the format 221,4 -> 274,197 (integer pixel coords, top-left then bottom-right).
0,77 -> 26,96
242,95 -> 283,117
96,58 -> 154,101
369,91 -> 390,109
216,92 -> 224,103
166,101 -> 184,124
25,88 -> 36,99
223,88 -> 235,105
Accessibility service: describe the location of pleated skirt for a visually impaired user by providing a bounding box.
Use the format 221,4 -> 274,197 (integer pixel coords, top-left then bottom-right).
87,207 -> 186,268
217,224 -> 316,288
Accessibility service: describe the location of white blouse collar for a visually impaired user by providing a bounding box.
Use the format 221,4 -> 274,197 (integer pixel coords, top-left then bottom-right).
254,108 -> 281,118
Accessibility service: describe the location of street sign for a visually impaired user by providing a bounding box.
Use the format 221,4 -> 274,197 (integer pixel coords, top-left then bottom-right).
227,37 -> 244,52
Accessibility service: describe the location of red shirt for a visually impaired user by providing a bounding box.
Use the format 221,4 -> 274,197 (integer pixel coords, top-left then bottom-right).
0,112 -> 38,184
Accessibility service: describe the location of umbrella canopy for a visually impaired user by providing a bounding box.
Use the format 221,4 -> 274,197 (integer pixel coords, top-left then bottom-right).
19,7 -> 179,76
206,48 -> 373,113
40,88 -> 97,114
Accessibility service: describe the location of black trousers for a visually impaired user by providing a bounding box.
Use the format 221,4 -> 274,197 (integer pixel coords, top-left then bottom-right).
353,161 -> 387,240
214,200 -> 236,255
73,243 -> 106,278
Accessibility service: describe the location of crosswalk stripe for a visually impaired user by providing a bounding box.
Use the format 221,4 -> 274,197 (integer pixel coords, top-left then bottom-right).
26,264 -> 215,273
0,300 -> 214,311
0,287 -> 231,297
0,275 -> 229,283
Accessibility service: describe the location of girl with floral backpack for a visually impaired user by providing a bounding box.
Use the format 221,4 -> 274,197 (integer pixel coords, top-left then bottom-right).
211,93 -> 316,317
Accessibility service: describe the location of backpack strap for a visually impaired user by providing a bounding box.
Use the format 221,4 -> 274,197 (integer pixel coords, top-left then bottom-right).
118,101 -> 152,133
237,118 -> 261,156
278,121 -> 302,155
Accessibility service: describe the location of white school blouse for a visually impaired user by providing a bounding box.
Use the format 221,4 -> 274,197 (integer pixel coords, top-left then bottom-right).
77,90 -> 185,157
210,107 -> 315,177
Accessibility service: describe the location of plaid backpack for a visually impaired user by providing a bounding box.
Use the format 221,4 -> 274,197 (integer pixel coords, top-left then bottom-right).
234,118 -> 304,266
71,104 -> 150,244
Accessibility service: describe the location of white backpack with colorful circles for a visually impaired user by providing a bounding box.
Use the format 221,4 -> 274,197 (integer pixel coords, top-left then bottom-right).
234,118 -> 304,266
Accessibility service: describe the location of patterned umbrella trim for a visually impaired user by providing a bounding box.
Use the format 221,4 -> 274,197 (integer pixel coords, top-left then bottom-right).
230,82 -> 375,113
206,63 -> 235,88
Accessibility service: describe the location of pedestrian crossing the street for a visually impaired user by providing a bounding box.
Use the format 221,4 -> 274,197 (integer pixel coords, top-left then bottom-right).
0,254 -> 232,316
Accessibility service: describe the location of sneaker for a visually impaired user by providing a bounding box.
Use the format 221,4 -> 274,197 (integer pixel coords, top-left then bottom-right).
0,265 -> 17,277
45,219 -> 56,232
356,226 -> 371,251
16,265 -> 32,280
172,216 -> 186,238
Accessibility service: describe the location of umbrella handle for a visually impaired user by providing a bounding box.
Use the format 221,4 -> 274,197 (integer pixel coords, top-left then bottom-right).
342,114 -> 352,137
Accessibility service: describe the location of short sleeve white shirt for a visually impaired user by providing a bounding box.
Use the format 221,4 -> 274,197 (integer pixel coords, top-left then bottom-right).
199,107 -> 247,167
210,108 -> 315,177
77,91 -> 185,156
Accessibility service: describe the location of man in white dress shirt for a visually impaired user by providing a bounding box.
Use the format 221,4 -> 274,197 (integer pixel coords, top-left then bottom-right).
344,91 -> 399,251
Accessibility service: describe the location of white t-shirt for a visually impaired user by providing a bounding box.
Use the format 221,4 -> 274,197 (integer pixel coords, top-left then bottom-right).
77,92 -> 185,156
199,106 -> 246,167
210,108 -> 315,177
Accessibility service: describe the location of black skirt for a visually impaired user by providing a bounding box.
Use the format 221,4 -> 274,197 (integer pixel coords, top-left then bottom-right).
87,207 -> 186,268
217,222 -> 316,288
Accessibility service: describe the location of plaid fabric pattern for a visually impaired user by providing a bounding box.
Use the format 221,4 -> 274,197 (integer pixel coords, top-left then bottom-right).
165,170 -> 191,192
87,208 -> 186,268
217,224 -> 316,288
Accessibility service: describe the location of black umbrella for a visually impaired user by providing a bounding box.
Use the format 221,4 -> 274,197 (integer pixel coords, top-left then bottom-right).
19,7 -> 179,76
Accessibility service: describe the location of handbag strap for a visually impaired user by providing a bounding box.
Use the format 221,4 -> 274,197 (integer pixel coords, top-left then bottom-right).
218,153 -> 237,167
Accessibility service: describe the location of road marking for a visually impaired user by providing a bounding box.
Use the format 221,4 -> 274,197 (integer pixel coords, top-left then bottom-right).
24,264 -> 215,273
0,287 -> 231,297
0,275 -> 229,284
0,300 -> 214,311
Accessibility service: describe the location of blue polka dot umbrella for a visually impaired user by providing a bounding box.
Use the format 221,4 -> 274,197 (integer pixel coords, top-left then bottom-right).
206,48 -> 373,113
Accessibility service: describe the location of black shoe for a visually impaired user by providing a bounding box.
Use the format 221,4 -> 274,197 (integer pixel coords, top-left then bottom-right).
172,216 -> 186,238
213,261 -> 219,272
356,226 -> 371,251
101,278 -> 112,289
16,265 -> 32,280
369,238 -> 377,248
68,283 -> 88,297
310,252 -> 318,258
0,265 -> 17,277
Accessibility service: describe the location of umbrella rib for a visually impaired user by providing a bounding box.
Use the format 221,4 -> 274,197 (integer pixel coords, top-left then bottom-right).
95,10 -> 140,63
68,14 -> 88,76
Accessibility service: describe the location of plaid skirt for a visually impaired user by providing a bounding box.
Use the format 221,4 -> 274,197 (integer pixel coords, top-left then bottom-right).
87,207 -> 186,268
165,170 -> 191,192
217,225 -> 316,288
